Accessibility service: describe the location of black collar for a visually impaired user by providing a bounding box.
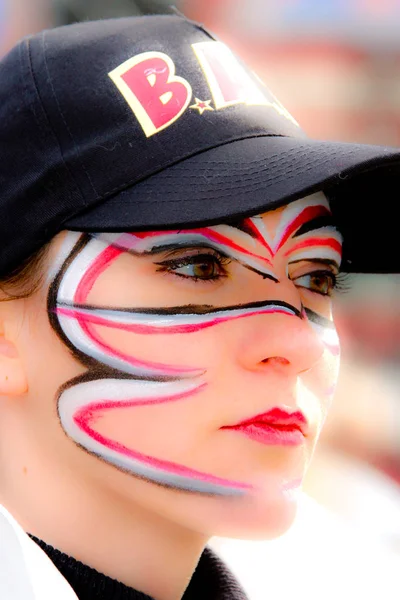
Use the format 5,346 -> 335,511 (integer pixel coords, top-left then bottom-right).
30,536 -> 248,600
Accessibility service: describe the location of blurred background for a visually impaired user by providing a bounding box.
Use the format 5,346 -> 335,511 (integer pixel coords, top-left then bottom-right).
1,0 -> 399,570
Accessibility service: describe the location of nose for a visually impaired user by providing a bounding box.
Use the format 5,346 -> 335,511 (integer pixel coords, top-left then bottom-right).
236,311 -> 325,375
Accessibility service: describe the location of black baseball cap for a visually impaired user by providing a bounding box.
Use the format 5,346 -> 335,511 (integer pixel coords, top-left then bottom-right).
1,14 -> 399,275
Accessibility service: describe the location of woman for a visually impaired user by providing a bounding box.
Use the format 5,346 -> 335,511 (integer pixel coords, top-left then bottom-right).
0,14 -> 399,600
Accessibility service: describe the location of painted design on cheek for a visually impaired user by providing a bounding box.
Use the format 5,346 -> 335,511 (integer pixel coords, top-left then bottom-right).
59,379 -> 252,494
50,195 -> 342,496
56,300 -> 300,336
50,234 -> 300,496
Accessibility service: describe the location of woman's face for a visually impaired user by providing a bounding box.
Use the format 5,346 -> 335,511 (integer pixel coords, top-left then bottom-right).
9,192 -> 342,539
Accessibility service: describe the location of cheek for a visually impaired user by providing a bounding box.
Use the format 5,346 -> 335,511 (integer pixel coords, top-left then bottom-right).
85,253 -> 171,307
25,302 -> 83,379
301,347 -> 341,432
81,323 -> 230,372
320,350 -> 340,416
90,391 -> 210,462
302,308 -> 341,418
83,251 -> 225,308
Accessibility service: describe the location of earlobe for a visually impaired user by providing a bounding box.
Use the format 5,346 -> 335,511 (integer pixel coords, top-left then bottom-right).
0,337 -> 28,396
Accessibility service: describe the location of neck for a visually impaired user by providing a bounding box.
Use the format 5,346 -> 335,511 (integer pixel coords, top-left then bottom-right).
1,467 -> 208,600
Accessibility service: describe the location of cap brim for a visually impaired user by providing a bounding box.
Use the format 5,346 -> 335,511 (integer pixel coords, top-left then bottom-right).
65,136 -> 400,273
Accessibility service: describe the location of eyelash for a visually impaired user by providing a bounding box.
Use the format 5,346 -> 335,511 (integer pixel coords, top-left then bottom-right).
155,251 -> 231,283
154,250 -> 349,296
292,270 -> 349,297
331,271 -> 351,294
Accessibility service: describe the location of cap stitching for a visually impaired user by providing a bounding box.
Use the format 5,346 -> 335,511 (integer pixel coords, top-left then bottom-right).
97,166 -> 321,205
160,146 -> 357,170
88,134 -> 282,199
122,150 -> 385,204
114,152 -> 355,204
136,155 -> 299,177
27,36 -> 86,204
42,32 -> 99,198
128,156 -> 326,190
99,142 -> 360,199
88,141 -> 386,210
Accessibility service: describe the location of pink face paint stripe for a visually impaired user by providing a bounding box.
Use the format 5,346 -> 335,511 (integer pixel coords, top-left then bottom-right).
54,234 -> 255,495
284,237 -> 342,257
73,382 -> 207,416
202,228 -> 273,264
323,341 -> 340,356
70,243 -> 187,375
132,228 -> 271,263
132,207 -> 332,261
76,314 -> 196,376
74,415 -> 251,490
277,205 -> 331,252
56,306 -> 296,335
133,228 -> 272,263
111,228 -> 274,268
75,245 -> 123,305
132,230 -> 180,239
242,218 -> 273,254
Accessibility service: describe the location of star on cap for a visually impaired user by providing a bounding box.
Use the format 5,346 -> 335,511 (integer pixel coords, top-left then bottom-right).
189,98 -> 214,115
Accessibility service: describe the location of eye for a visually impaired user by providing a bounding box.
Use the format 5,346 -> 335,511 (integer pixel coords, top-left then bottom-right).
155,252 -> 230,281
293,270 -> 337,296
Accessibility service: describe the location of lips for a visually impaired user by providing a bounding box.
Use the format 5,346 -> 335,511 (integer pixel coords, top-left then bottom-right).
221,407 -> 308,447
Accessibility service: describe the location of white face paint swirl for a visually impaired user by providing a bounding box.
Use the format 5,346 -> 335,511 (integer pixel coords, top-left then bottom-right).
48,196 -> 342,496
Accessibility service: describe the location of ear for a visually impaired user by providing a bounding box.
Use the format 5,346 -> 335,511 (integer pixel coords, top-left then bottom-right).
0,335 -> 28,396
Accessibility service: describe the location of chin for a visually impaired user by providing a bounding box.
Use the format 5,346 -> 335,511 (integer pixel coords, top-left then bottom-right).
179,480 -> 301,542
215,493 -> 298,541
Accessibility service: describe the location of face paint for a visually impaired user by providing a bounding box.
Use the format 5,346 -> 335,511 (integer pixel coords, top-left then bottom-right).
49,235 -> 295,495
59,378 -> 253,495
90,193 -> 341,278
56,301 -> 300,336
93,228 -> 278,281
48,195 -> 342,497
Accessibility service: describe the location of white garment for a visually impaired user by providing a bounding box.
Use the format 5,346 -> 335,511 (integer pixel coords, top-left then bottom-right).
0,504 -> 77,600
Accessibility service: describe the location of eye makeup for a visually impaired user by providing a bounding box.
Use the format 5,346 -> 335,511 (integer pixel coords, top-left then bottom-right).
93,230 -> 279,282
154,249 -> 231,282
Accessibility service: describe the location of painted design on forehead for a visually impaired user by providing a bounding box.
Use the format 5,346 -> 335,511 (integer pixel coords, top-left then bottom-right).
246,194 -> 343,269
50,233 -> 300,496
95,193 -> 342,272
94,228 -> 278,281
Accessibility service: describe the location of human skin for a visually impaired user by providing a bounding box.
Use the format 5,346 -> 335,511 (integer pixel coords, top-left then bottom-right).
0,192 -> 342,600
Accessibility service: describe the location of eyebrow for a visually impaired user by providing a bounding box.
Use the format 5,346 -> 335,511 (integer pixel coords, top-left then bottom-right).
292,215 -> 338,238
227,219 -> 260,239
138,240 -> 218,255
288,257 -> 341,271
143,239 -> 279,282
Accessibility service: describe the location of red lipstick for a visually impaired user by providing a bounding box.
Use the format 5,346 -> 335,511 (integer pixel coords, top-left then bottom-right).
222,407 -> 308,447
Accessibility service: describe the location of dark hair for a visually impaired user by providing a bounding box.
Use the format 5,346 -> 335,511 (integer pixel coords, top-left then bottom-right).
0,244 -> 51,300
